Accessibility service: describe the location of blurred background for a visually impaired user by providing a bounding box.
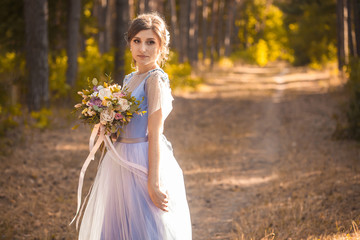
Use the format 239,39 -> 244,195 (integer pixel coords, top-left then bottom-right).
1,0 -> 358,117
1,0 -> 360,239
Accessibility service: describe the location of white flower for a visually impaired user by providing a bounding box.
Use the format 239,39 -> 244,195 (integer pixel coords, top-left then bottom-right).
98,88 -> 112,101
91,92 -> 98,97
118,98 -> 130,112
97,86 -> 104,90
106,101 -> 112,107
100,109 -> 115,124
110,84 -> 121,92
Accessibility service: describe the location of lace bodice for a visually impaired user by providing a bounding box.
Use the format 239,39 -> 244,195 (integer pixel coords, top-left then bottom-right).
120,68 -> 174,138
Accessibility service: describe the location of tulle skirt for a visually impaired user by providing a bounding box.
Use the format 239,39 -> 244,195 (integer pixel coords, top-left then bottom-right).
78,135 -> 192,240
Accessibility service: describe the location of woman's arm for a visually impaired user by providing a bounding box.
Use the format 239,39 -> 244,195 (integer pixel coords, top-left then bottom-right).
148,108 -> 169,212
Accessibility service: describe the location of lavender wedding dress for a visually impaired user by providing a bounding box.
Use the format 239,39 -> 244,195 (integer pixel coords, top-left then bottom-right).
77,68 -> 192,239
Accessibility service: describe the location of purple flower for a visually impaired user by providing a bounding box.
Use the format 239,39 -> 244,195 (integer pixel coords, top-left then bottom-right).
93,86 -> 98,91
90,97 -> 103,107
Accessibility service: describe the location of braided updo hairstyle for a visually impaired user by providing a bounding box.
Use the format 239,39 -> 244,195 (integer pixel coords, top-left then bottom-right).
126,12 -> 170,68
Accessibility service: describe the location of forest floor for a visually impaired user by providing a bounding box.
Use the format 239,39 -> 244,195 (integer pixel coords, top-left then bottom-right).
1,61 -> 360,240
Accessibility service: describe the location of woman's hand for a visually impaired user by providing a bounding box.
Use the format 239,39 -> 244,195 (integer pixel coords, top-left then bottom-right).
110,132 -> 117,142
148,181 -> 169,212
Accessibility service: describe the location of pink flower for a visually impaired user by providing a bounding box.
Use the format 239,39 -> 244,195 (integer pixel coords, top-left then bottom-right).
113,92 -> 125,99
115,113 -> 124,120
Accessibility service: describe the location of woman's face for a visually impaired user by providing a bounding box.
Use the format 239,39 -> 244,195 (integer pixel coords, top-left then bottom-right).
130,29 -> 161,70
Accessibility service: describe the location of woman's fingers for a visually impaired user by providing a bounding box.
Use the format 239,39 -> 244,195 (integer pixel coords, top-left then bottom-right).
159,201 -> 169,212
148,184 -> 170,212
156,191 -> 169,211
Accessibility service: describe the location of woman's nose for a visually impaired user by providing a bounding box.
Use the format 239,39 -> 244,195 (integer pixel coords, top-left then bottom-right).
140,43 -> 146,52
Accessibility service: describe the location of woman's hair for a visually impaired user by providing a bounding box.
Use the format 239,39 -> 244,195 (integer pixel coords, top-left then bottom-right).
126,12 -> 170,68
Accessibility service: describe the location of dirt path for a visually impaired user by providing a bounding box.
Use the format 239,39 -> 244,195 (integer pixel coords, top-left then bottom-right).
177,63 -> 360,239
1,63 -> 359,239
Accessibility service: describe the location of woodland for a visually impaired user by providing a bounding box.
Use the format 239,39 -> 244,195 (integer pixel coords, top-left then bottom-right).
0,0 -> 360,239
1,0 -> 358,113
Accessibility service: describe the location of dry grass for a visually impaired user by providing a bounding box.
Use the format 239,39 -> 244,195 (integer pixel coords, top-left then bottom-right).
0,63 -> 359,239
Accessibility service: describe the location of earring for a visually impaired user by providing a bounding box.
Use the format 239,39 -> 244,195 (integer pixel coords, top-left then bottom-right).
131,61 -> 136,70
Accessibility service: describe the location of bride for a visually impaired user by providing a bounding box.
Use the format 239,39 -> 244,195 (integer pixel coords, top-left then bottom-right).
71,12 -> 192,240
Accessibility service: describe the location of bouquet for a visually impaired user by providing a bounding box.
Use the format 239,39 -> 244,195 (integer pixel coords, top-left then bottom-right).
73,75 -> 146,135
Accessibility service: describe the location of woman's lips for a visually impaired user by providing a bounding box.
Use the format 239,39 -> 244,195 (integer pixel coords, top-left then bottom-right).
138,55 -> 148,58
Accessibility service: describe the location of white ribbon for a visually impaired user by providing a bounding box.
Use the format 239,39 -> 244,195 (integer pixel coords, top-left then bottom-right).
69,123 -> 104,227
70,123 -> 149,229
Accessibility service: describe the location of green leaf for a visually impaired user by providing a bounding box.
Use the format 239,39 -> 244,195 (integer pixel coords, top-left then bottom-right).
92,78 -> 98,86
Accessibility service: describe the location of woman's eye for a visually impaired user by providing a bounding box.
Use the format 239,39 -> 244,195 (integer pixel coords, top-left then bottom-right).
147,41 -> 155,45
133,39 -> 140,43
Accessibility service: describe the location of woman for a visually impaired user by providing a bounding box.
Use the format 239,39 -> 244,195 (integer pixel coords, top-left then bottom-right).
76,12 -> 192,239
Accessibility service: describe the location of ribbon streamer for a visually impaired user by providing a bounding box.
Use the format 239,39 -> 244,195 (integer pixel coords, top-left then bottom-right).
69,123 -> 104,227
70,123 -> 149,229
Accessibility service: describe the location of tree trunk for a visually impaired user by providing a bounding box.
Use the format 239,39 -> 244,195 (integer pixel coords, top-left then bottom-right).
210,0 -> 219,69
95,0 -> 108,54
66,0 -> 81,88
129,0 -> 134,19
179,0 -> 190,63
232,0 -> 242,50
138,0 -> 144,14
343,0 -> 349,64
225,0 -> 240,57
337,0 -> 350,71
347,0 -> 355,57
169,0 -> 180,51
114,0 -> 129,85
194,0 -> 200,64
149,0 -> 164,13
336,0 -> 345,71
24,0 -> 49,111
224,0 -> 233,57
189,0 -> 199,66
216,0 -> 225,57
145,0 -> 150,12
138,0 -> 150,14
106,0 -> 116,52
353,0 -> 360,57
201,0 -> 209,61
